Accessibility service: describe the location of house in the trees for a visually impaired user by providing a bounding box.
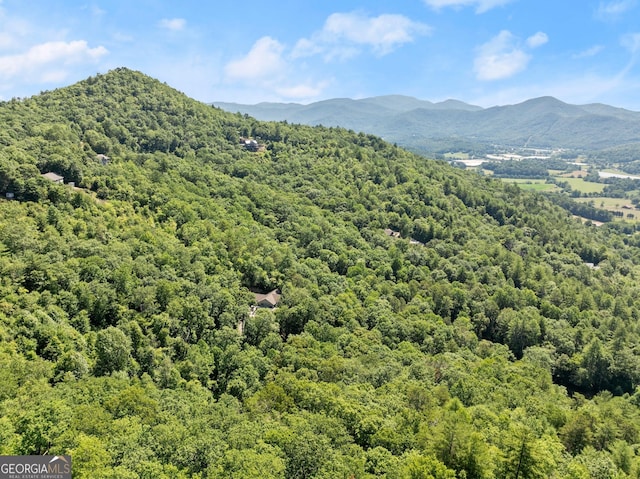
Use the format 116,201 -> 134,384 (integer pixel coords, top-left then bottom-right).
254,289 -> 281,308
240,137 -> 265,152
97,154 -> 110,165
42,172 -> 64,183
248,289 -> 282,320
384,228 -> 401,238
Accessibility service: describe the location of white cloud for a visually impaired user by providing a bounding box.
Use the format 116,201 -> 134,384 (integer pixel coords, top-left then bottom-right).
474,31 -> 531,81
0,40 -> 108,80
424,0 -> 513,13
158,18 -> 186,31
526,32 -> 548,49
573,45 -> 605,58
293,12 -> 430,60
596,0 -> 637,20
326,12 -> 430,54
224,36 -> 286,81
222,36 -> 330,101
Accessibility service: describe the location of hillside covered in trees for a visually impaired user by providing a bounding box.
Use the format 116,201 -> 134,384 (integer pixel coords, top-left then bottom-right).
3,68 -> 640,478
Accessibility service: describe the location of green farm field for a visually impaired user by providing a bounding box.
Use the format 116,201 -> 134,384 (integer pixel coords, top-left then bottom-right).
576,197 -> 640,221
561,177 -> 605,194
500,178 -> 558,192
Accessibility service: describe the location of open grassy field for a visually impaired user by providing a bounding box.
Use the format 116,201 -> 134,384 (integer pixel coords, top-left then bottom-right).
561,177 -> 605,194
500,178 -> 558,192
487,162 -> 640,222
575,197 -> 640,221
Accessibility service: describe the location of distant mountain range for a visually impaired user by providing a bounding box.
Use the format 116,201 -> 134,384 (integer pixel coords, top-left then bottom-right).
213,95 -> 640,153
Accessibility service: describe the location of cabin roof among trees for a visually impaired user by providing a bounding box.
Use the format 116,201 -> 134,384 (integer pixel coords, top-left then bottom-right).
42,172 -> 64,182
254,289 -> 281,307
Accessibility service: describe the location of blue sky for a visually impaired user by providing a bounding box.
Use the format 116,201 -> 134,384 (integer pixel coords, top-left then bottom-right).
1,0 -> 640,109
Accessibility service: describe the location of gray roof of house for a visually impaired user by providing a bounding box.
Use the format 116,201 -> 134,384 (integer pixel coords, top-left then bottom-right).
254,289 -> 281,307
42,172 -> 64,182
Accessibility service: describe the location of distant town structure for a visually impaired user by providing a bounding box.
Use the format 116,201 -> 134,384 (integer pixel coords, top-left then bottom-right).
5,192 -> 14,199
42,172 -> 64,183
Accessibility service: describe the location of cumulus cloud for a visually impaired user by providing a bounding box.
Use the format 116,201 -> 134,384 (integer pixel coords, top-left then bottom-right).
159,18 -> 186,31
223,36 -> 329,101
224,36 -> 286,81
0,40 -> 108,80
293,12 -> 430,60
596,0 -> 637,20
223,11 -> 429,101
474,30 -> 530,81
526,32 -> 548,48
424,0 -> 513,13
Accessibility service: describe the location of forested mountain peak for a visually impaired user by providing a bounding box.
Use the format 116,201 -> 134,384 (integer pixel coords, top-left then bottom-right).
486,96 -> 590,119
3,68 -> 640,478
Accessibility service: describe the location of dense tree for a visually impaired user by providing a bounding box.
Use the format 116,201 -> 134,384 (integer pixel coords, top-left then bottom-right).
94,327 -> 131,376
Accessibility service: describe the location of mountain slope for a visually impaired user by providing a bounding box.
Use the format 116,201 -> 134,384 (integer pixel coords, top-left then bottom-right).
215,95 -> 640,152
2,68 -> 640,477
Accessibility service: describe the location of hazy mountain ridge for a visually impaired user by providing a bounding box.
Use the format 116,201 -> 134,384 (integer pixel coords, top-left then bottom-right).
214,95 -> 640,152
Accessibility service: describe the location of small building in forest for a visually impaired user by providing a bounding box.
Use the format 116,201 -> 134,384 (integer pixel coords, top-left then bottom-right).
42,172 -> 64,183
240,137 -> 265,152
254,289 -> 281,308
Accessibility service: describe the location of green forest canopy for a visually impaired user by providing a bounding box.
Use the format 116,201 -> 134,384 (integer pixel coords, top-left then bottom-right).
2,68 -> 640,477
